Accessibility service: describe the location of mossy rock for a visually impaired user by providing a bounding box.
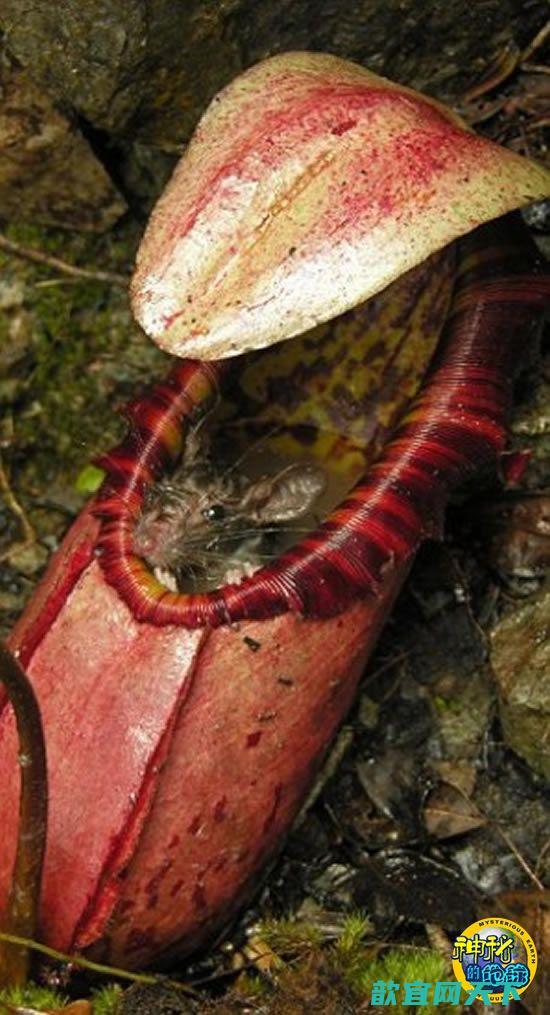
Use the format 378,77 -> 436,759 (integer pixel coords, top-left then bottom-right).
491,588 -> 550,780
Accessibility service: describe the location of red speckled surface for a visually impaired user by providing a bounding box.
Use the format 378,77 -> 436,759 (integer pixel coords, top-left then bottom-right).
131,52 -> 550,360
103,593 -> 401,965
0,506 -> 405,965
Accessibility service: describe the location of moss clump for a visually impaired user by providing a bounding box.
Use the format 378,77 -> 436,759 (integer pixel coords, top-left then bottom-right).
259,917 -> 323,954
346,947 -> 456,1013
1,220 -> 168,497
231,915 -> 458,1014
0,983 -> 68,1011
90,984 -> 123,1015
0,982 -> 122,1014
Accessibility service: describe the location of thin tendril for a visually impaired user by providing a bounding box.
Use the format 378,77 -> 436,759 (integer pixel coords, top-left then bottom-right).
0,646 -> 47,988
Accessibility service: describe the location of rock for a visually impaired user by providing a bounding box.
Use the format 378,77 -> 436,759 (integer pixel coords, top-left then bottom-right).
491,589 -> 550,780
352,849 -> 478,933
0,0 -> 240,147
0,0 -> 544,150
5,540 -> 49,577
0,45 -> 125,230
0,277 -> 24,310
120,983 -> 195,1015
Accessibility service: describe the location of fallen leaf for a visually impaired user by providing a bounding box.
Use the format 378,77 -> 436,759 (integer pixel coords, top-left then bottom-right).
424,782 -> 486,839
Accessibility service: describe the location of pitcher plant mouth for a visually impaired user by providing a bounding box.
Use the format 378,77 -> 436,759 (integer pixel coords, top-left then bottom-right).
91,215 -> 549,629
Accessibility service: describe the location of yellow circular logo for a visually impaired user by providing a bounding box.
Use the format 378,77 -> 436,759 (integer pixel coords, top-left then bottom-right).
452,917 -> 538,1003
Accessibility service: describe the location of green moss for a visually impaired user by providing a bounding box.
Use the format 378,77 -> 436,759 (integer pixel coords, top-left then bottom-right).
347,947 -> 457,1013
90,983 -> 123,1015
259,916 -> 323,953
335,913 -> 372,954
233,973 -> 266,998
21,277 -> 123,467
256,915 -> 460,1013
0,982 -> 122,1014
0,220 -> 168,500
433,694 -> 463,715
0,983 -> 68,1012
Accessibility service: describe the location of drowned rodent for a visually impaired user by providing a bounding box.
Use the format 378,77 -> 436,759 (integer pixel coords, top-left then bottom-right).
133,427 -> 326,590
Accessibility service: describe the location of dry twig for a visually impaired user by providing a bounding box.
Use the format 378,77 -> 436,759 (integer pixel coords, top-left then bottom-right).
521,19 -> 550,65
495,825 -> 545,893
0,233 -> 129,288
0,932 -> 197,996
0,456 -> 35,562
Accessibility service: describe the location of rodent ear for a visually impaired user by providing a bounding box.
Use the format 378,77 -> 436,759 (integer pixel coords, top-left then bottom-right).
243,463 -> 326,524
